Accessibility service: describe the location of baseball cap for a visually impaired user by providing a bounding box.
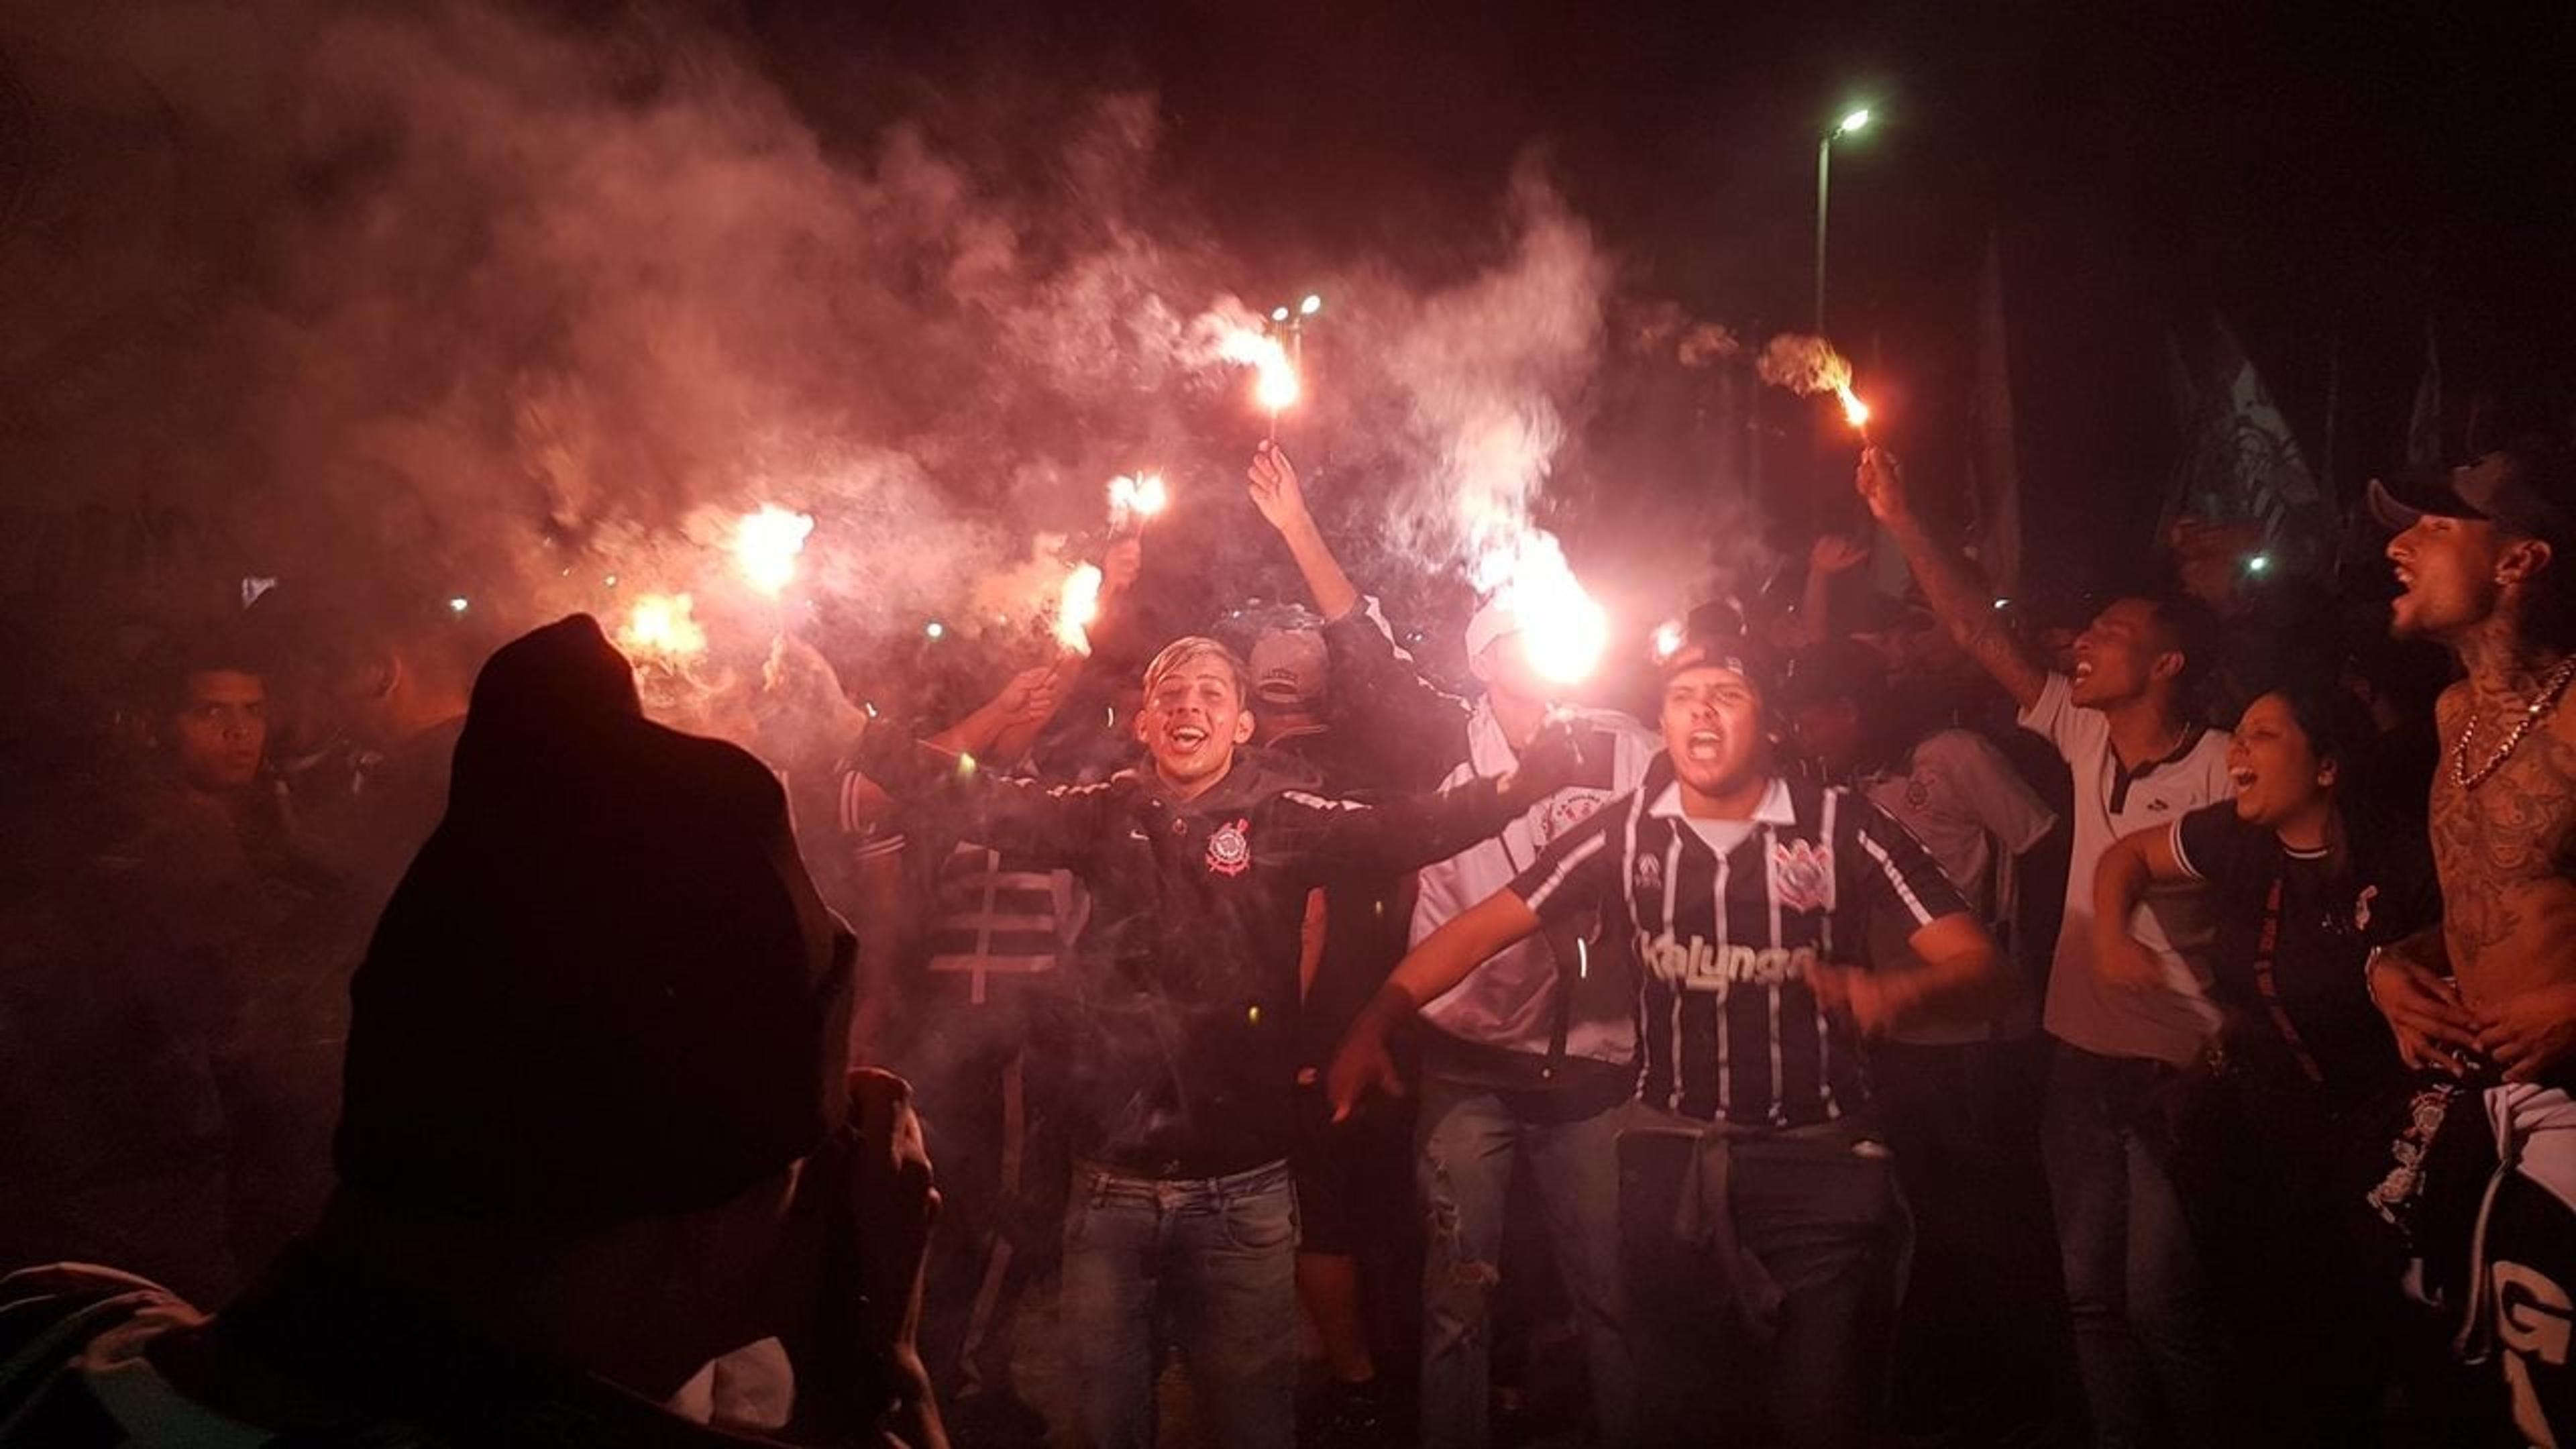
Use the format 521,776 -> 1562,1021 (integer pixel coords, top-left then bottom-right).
1249,627 -> 1328,708
1660,627 -> 1777,694
337,614 -> 849,1220
2367,445 -> 2576,545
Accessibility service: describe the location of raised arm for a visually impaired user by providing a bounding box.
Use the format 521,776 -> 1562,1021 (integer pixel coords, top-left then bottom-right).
1247,441 -> 1362,623
1326,888 -> 1545,1120
1792,533 -> 1871,649
1287,718 -> 1583,877
1855,447 -> 2045,711
854,721 -> 1113,869
928,665 -> 1062,761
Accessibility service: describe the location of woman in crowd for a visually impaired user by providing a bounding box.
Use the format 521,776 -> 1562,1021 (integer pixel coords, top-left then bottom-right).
2092,676 -> 2441,1443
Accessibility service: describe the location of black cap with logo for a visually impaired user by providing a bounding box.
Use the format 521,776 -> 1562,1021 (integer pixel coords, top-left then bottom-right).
2367,444 -> 2576,546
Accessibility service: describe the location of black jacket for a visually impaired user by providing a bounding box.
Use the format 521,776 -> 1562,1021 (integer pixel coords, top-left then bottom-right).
858,733 -> 1521,1176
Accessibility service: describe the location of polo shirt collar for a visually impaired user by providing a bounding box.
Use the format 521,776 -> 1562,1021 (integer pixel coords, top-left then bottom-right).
1648,774 -> 1795,825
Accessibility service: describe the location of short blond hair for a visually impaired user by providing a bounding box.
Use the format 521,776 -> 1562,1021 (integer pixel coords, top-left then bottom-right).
1140,636 -> 1251,706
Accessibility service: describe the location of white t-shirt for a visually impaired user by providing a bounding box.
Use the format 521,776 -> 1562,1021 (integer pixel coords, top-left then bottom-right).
2020,672 -> 2233,1065
1862,728 -> 2059,1046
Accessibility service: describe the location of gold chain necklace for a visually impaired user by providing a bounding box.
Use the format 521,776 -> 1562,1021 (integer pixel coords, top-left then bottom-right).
2453,655 -> 2576,791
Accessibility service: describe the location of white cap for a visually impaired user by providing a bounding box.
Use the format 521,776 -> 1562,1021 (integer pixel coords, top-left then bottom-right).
1465,601 -> 1519,663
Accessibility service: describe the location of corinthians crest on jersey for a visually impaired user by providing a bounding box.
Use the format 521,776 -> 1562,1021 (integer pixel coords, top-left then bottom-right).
1205,817 -> 1253,876
1510,767 -> 1970,1128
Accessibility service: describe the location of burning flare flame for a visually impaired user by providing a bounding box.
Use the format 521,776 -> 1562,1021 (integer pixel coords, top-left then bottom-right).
1109,473 -> 1169,529
734,505 -> 816,598
620,592 -> 708,665
1757,333 -> 1870,435
1055,563 -> 1104,656
1652,619 -> 1686,663
1218,328 -> 1301,413
1473,532 -> 1609,687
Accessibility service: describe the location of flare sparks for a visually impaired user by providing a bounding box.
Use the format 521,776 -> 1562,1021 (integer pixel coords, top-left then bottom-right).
1109,473 -> 1169,531
1474,532 -> 1609,686
1055,562 -> 1105,656
619,592 -> 708,665
1218,328 -> 1301,423
733,506 -> 815,598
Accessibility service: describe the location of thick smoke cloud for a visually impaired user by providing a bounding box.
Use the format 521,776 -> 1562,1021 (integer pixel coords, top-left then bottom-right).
2,1 -> 1772,702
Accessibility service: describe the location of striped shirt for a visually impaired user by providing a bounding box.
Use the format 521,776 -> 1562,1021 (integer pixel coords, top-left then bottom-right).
1511,763 -> 1969,1127
924,843 -> 1085,1004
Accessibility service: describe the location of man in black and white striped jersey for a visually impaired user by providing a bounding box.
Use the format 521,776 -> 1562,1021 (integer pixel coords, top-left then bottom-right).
1330,635 -> 2005,1449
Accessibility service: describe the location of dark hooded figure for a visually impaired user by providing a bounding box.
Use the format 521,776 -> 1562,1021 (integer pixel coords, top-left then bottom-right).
1,616 -> 946,1449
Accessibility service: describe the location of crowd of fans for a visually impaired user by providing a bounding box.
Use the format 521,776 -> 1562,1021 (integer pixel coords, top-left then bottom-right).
4,433 -> 2575,1449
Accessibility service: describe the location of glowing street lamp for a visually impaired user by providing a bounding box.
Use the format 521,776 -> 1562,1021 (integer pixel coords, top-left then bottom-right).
1815,104 -> 1877,331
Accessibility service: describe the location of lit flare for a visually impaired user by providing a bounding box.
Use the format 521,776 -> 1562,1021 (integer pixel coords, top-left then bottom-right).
620,592 -> 708,665
734,505 -> 815,598
1110,473 -> 1169,529
1652,619 -> 1685,662
1055,563 -> 1104,656
1218,329 -> 1301,414
1475,533 -> 1609,687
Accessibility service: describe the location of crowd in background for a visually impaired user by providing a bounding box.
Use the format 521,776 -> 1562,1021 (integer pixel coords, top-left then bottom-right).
5,432 -> 2575,1449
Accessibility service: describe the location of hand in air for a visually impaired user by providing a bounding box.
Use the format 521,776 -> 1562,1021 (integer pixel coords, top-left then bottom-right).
1246,441 -> 1311,532
991,665 -> 1062,727
1809,533 -> 1871,577
1854,447 -> 1909,524
1102,537 -> 1144,602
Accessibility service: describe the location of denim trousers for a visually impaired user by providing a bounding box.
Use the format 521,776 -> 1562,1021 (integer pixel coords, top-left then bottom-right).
1059,1158 -> 1297,1449
2039,1040 -> 2244,1448
1415,1075 -> 1638,1449
1616,1101 -> 1906,1449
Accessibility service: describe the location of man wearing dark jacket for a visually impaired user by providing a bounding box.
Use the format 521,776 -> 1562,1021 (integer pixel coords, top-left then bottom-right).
1247,442 -> 1656,1448
855,635 -> 1575,1449
1,615 -> 943,1449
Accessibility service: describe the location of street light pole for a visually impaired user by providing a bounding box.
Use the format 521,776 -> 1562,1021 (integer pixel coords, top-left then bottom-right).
1813,135 -> 1832,332
1813,107 -> 1871,334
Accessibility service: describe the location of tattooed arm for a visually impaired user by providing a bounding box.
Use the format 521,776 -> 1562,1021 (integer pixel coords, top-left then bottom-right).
1855,447 -> 2045,712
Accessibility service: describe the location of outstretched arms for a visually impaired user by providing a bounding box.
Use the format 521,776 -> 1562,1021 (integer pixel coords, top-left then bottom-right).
1856,447 -> 2046,712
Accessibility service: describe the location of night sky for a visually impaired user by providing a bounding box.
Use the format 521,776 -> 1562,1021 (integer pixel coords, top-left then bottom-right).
753,0 -> 2576,580
3,0 -> 2570,657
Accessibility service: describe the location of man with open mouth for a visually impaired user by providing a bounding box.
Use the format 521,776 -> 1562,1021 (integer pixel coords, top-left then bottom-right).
1859,447 -> 2245,1447
853,635 -> 1582,1449
1328,633 -> 2005,1449
2367,441 -> 2576,1448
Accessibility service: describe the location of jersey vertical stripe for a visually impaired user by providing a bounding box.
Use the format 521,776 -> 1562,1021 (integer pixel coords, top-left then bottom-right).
1509,771 -> 1972,1127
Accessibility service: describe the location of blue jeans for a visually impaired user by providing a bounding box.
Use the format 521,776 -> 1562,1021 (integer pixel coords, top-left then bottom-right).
1415,1076 -> 1638,1449
2040,1041 -> 2244,1449
1060,1159 -> 1297,1449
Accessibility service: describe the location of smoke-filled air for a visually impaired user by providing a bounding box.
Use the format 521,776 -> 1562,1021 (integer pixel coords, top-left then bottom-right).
0,0 -> 1816,709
